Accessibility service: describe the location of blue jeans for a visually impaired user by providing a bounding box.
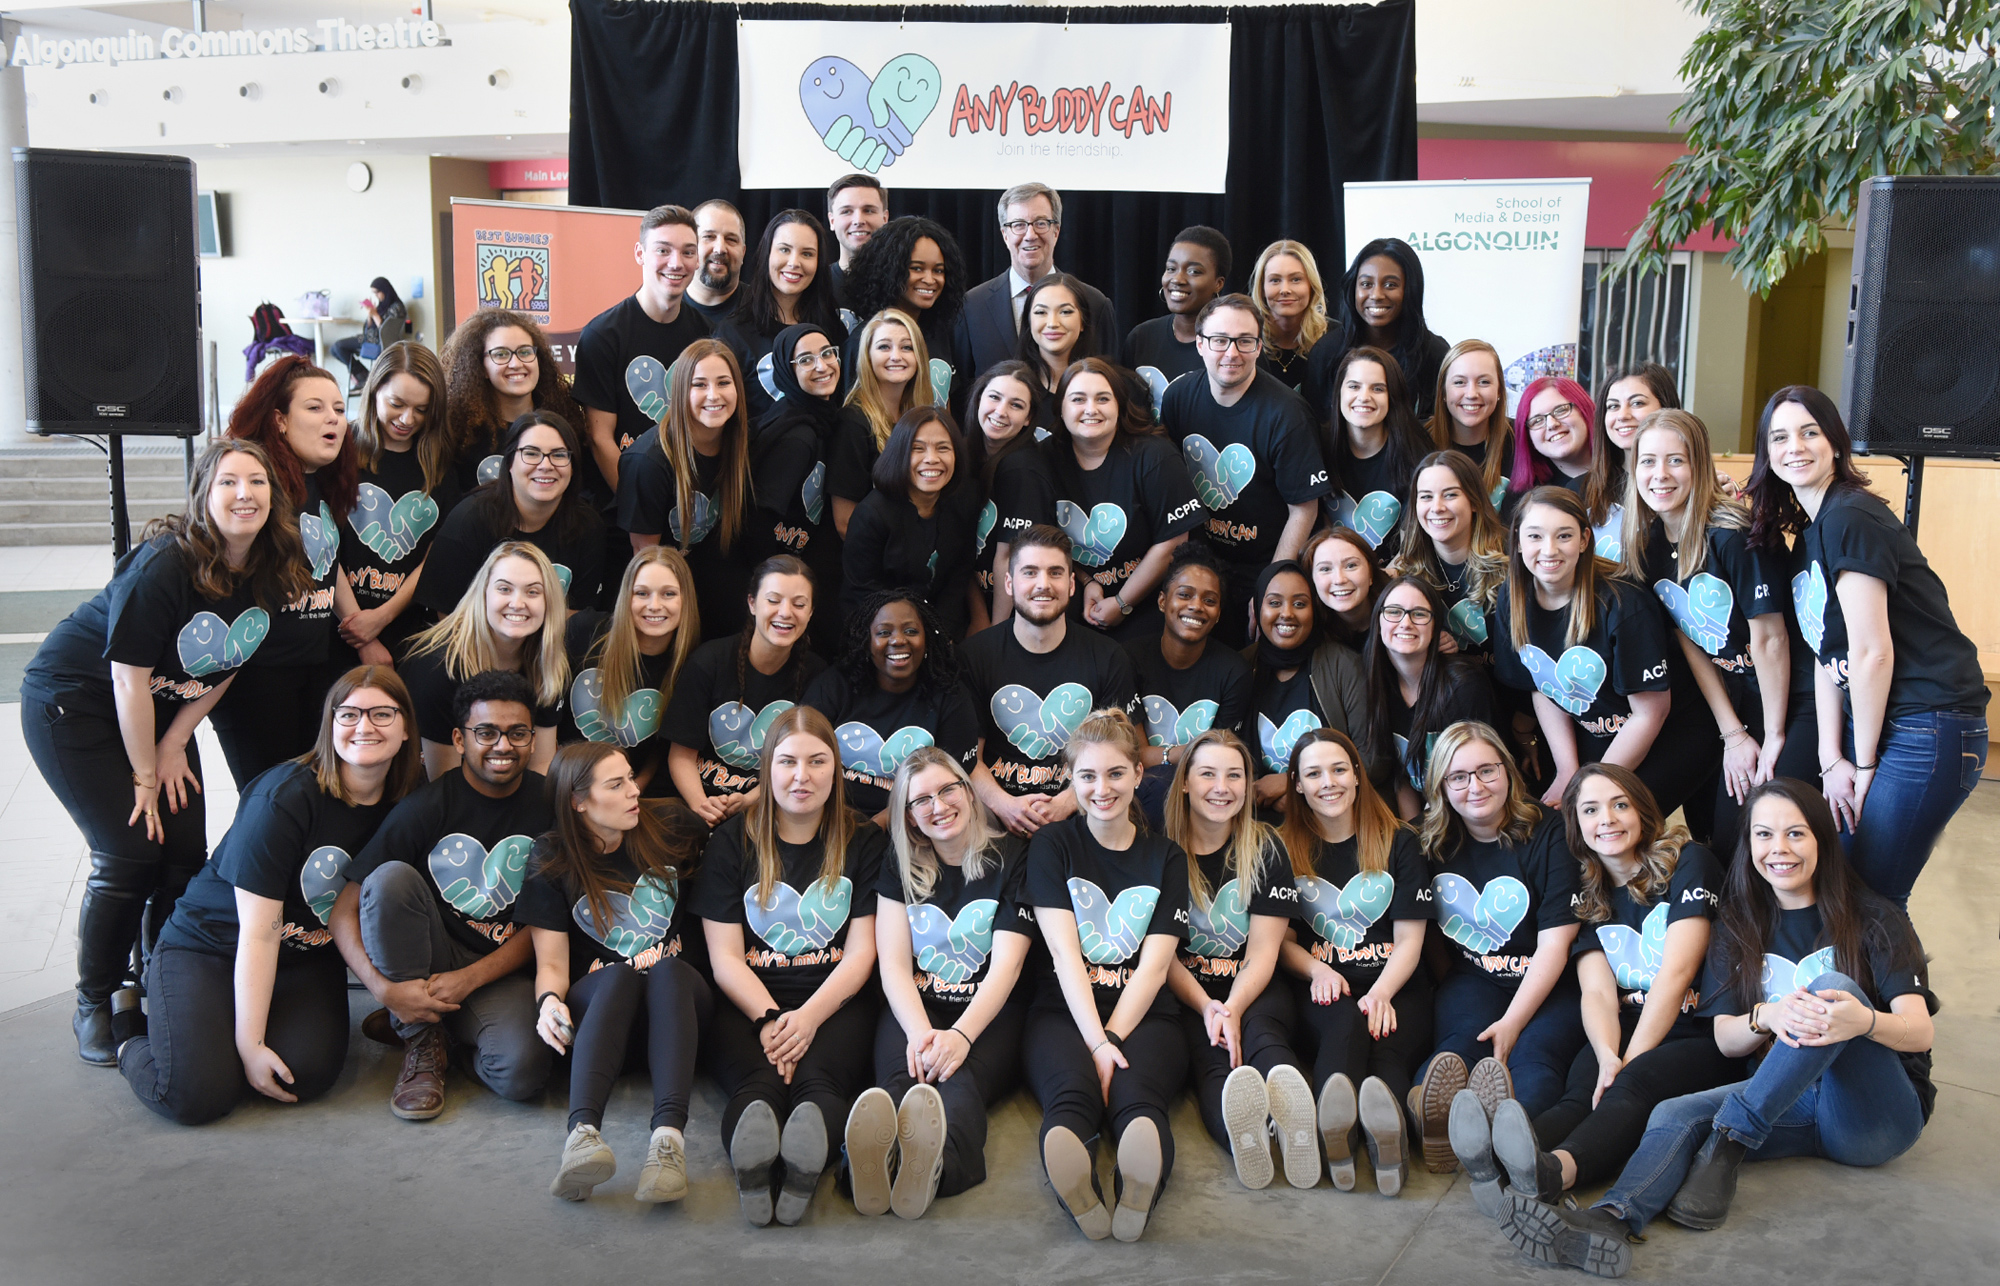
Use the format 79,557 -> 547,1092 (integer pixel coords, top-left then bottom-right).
1596,971 -> 1926,1231
1843,708 -> 1986,907
1426,966 -> 1587,1117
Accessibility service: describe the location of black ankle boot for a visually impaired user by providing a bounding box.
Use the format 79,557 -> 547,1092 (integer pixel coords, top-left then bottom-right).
1665,1130 -> 1748,1230
73,996 -> 116,1067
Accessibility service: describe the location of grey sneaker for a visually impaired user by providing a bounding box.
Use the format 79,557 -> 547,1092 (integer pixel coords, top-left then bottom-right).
1220,1063 -> 1274,1190
891,1083 -> 947,1219
1266,1064 -> 1321,1190
550,1124 -> 617,1201
845,1087 -> 898,1216
634,1126 -> 688,1203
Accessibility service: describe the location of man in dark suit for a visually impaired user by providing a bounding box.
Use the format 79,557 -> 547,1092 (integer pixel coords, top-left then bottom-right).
955,182 -> 1114,381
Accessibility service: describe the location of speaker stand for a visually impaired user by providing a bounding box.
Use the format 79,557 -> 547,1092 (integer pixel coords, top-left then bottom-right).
1902,455 -> 1924,539
106,434 -> 131,558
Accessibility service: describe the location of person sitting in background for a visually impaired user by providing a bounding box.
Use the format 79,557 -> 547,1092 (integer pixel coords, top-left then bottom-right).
330,277 -> 408,392
841,406 -> 987,640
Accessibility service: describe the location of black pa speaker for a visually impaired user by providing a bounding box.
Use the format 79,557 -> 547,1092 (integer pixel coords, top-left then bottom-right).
13,148 -> 202,437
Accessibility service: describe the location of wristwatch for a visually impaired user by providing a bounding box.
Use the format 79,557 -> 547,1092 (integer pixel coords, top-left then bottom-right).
1113,593 -> 1133,616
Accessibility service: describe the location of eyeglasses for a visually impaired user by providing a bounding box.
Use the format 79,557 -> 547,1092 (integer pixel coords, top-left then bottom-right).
516,446 -> 572,467
1526,402 -> 1577,434
1197,334 -> 1263,354
1001,218 -> 1058,235
333,705 -> 402,727
1380,605 -> 1434,625
906,780 -> 966,815
486,346 -> 538,365
792,346 -> 841,370
466,724 -> 534,746
1444,763 -> 1507,791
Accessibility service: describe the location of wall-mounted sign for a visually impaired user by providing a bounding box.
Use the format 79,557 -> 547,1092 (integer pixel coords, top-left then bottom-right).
12,19 -> 448,70
488,159 -> 569,191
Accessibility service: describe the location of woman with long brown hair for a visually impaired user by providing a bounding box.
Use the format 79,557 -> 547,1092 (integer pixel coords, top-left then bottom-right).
560,544 -> 698,795
440,307 -> 583,492
1388,449 -> 1509,657
1426,340 -> 1512,501
519,742 -> 713,1202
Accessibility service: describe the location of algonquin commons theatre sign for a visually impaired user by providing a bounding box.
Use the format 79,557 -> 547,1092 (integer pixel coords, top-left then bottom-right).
12,19 -> 449,69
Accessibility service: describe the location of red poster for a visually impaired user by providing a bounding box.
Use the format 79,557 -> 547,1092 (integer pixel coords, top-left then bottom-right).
450,198 -> 644,374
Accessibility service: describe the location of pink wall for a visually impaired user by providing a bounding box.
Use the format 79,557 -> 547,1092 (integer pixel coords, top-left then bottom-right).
1417,139 -> 1733,251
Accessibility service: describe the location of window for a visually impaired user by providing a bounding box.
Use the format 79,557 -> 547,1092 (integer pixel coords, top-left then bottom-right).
1579,249 -> 1689,397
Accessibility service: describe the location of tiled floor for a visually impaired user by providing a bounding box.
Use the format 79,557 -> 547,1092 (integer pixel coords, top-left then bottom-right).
0,545 -> 112,594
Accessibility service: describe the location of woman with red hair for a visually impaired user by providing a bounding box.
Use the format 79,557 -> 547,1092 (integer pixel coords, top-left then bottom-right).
1505,376 -> 1626,562
213,355 -> 369,786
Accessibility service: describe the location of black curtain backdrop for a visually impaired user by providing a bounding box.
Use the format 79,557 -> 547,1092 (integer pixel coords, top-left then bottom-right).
568,0 -> 1417,341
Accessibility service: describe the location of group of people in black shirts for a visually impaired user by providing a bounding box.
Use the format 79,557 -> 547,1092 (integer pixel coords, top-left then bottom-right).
21,170 -> 1986,1272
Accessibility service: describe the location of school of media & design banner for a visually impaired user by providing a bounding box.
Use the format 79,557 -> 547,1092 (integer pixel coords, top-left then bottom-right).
1344,178 -> 1593,409
736,19 -> 1231,193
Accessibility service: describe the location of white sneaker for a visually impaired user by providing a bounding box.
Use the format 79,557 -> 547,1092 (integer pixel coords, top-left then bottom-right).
1265,1064 -> 1321,1189
892,1084 -> 947,1219
634,1126 -> 688,1203
845,1087 -> 898,1216
550,1124 -> 616,1201
1221,1064 -> 1274,1190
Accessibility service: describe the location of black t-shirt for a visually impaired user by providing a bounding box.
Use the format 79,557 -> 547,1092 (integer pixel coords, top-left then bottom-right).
1251,658 -> 1324,776
415,494 -> 606,617
1161,372 -> 1329,568
661,637 -> 827,798
1795,488 -> 1987,719
683,291 -> 738,330
841,486 -> 986,639
560,610 -> 677,787
1574,843 -> 1721,1041
1125,631 -> 1253,753
345,770 -> 556,956
617,428 -> 762,641
1430,809 -> 1579,985
749,414 -> 830,564
398,644 -> 560,746
960,622 -> 1138,798
157,761 -> 393,961
1025,815 -> 1190,1016
23,536 -> 272,723
341,445 -> 461,653
874,833 -> 1035,1007
260,473 -> 340,668
570,293 -> 712,492
826,407 -> 885,505
1326,443 -> 1413,559
690,814 -> 888,1007
1180,835 -> 1298,1001
1304,329 -> 1450,426
515,821 -> 692,979
711,314 -> 784,428
1640,522 -> 1782,702
1492,577 -> 1678,755
1385,664 -> 1498,791
801,668 -> 982,817
1122,316 -> 1204,386
1046,434 -> 1204,610
1292,828 -> 1433,987
974,446 -> 1059,599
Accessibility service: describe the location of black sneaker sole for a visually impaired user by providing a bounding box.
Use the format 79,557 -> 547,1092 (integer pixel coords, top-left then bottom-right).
730,1101 -> 781,1227
1502,1194 -> 1631,1279
775,1103 -> 829,1226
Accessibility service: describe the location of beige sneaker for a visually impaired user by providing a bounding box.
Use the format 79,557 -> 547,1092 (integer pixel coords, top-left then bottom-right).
634,1126 -> 688,1203
550,1124 -> 617,1201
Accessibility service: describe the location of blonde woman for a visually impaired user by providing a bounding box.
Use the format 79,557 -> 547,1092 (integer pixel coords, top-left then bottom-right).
1426,340 -> 1513,503
561,545 -> 699,796
829,309 -> 936,536
1023,708 -> 1188,1242
1276,726 -> 1435,1195
400,541 -> 569,777
1250,239 -> 1329,390
691,705 -> 885,1228
1161,730 -> 1316,1191
848,747 -> 1033,1220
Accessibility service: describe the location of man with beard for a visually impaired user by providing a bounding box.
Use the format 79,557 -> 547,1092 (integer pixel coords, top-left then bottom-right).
962,525 -> 1138,835
332,671 -> 556,1120
684,199 -> 748,327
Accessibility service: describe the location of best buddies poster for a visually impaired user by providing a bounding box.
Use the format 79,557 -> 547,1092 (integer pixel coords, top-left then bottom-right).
736,19 -> 1231,193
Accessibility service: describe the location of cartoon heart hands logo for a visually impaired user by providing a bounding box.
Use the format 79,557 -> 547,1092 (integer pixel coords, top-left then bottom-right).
1432,873 -> 1529,956
835,721 -> 935,778
1654,573 -> 1735,657
570,669 -> 664,748
1334,490 -> 1401,550
1517,643 -> 1607,718
299,501 -> 339,581
299,845 -> 354,925
991,682 -> 1092,760
1297,870 -> 1394,951
1067,877 -> 1160,965
1139,694 -> 1217,749
1055,499 -> 1127,567
1596,902 -> 1669,991
906,899 -> 998,985
1759,946 -> 1839,1005
177,606 -> 270,678
351,483 -> 440,564
1257,708 -> 1322,774
574,873 -> 677,960
1792,562 -> 1828,656
1182,434 -> 1256,511
427,832 -> 532,920
1186,878 -> 1250,958
710,700 -> 795,770
800,55 -> 943,174
744,877 -> 853,955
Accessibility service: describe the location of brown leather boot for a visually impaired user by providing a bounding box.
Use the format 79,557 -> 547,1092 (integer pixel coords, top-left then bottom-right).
390,1026 -> 448,1121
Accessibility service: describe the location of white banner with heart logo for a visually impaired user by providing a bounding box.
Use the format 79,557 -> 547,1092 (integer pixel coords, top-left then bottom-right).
737,20 -> 1231,192
1343,178 -> 1593,412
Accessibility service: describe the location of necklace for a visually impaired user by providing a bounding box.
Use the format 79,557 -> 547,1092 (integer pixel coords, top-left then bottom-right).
1265,344 -> 1301,373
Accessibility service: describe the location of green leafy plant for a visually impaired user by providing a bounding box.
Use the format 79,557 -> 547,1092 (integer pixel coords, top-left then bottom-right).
1619,1 -> 2000,294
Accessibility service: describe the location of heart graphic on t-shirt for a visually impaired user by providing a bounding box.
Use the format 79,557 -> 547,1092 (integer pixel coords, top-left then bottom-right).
574,873 -> 677,960
299,501 -> 339,581
710,699 -> 796,769
1297,869 -> 1395,951
1517,643 -> 1607,718
299,845 -> 354,924
1334,491 -> 1402,550
1182,434 -> 1256,511
624,355 -> 672,423
1067,877 -> 1160,965
351,483 -> 441,563
1447,598 -> 1490,647
570,668 -> 663,747
1597,901 -> 1670,992
1186,878 -> 1250,958
1759,946 -> 1839,1005
476,454 -> 504,485
1055,499 -> 1126,567
928,358 -> 953,407
1432,872 -> 1530,956
427,832 -> 532,921
756,352 -> 780,402
1792,562 -> 1828,656
906,898 -> 998,985
974,499 -> 998,555
550,563 -> 573,595
1655,573 -> 1734,657
1257,708 -> 1322,774
1136,366 -> 1171,419
1593,510 -> 1624,563
991,681 -> 1092,760
834,721 -> 934,778
1140,694 -> 1218,748
669,491 -> 718,546
743,876 -> 853,955
802,461 -> 827,525
177,606 -> 271,678
1393,732 -> 1437,791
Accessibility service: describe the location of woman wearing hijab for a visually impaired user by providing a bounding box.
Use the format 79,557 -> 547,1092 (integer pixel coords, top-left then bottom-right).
755,323 -> 847,653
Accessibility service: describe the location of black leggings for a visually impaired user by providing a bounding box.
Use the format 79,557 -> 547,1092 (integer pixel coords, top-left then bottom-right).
706,992 -> 877,1154
873,998 -> 1027,1197
1179,985 -> 1303,1148
1023,1003 -> 1187,1192
21,699 -> 209,1005
1530,1035 -> 1748,1188
119,945 -> 348,1126
564,958 -> 715,1133
209,663 -> 326,791
1291,969 -> 1434,1115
